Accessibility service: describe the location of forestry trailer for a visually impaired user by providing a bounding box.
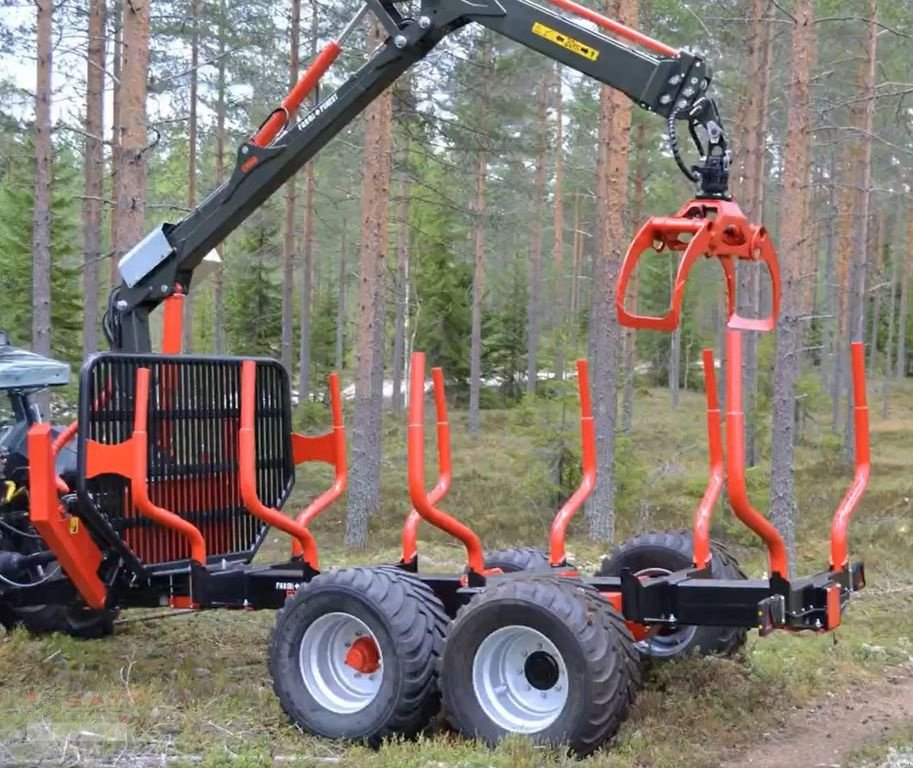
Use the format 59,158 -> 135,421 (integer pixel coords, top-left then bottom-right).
0,0 -> 869,755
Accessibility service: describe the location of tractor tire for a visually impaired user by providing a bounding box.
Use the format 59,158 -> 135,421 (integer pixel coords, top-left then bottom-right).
0,604 -> 117,639
269,566 -> 449,746
440,575 -> 640,756
483,547 -> 550,573
596,530 -> 747,660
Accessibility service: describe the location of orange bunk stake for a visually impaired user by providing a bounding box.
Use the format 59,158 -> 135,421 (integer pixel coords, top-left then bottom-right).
131,368 -> 207,566
161,289 -> 184,354
617,200 -> 780,333
407,352 -> 486,576
401,366 -> 452,566
28,423 -> 107,610
725,330 -> 788,578
239,360 -> 319,568
830,342 -> 870,571
289,372 -> 347,557
692,349 -> 723,570
548,359 -> 596,567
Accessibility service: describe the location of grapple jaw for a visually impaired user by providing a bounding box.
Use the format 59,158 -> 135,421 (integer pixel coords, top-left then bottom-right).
616,199 -> 780,332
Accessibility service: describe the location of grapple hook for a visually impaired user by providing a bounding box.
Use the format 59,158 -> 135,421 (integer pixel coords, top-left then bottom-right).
616,199 -> 781,332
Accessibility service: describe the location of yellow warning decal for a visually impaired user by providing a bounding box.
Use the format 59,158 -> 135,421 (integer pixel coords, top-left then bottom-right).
532,22 -> 599,61
69,517 -> 79,535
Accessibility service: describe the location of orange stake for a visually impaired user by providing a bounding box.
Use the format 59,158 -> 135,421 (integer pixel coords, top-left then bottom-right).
407,353 -> 486,574
725,330 -> 788,578
692,349 -> 722,569
401,366 -> 452,564
239,361 -> 319,568
548,359 -> 596,566
830,342 -> 870,570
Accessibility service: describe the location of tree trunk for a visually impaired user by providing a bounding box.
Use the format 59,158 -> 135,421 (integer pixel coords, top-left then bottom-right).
552,63 -> 566,382
113,0 -> 149,276
335,224 -> 347,372
526,76 -> 548,395
108,0 -> 122,288
868,212 -> 886,373
882,202 -> 900,418
280,0 -> 301,375
391,175 -> 410,414
586,0 -> 636,543
32,0 -> 53,375
183,0 -> 199,353
468,147 -> 487,434
898,199 -> 912,381
820,144 -> 838,390
213,0 -> 227,354
843,2 -> 877,465
669,328 -> 681,408
298,0 -> 319,399
769,0 -> 815,575
345,19 -> 393,549
83,0 -> 106,356
621,121 -> 645,433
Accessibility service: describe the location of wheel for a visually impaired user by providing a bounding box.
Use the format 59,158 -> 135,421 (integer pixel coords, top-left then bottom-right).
269,566 -> 448,745
596,530 -> 747,660
0,604 -> 117,638
483,547 -> 550,573
440,576 -> 640,756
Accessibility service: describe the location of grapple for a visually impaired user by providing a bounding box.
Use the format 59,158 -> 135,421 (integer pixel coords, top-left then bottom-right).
616,199 -> 780,332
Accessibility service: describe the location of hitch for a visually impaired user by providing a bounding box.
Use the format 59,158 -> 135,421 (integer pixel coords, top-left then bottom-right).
616,199 -> 780,332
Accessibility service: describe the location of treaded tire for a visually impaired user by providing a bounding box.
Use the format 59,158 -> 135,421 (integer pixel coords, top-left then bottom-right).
441,575 -> 640,756
596,530 -> 747,659
5,605 -> 117,638
483,547 -> 550,573
269,566 -> 448,746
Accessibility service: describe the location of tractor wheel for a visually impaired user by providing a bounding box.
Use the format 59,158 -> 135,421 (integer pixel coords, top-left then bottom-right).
0,604 -> 116,639
269,566 -> 448,745
596,530 -> 747,660
483,547 -> 550,573
440,576 -> 640,756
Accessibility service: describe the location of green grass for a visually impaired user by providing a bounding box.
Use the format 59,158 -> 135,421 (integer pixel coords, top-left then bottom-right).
3,378 -> 913,766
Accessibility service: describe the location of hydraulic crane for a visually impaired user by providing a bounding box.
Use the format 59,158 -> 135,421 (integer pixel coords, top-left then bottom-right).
104,0 -> 734,354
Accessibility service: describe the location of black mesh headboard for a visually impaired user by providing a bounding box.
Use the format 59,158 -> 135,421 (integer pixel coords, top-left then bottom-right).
75,354 -> 294,569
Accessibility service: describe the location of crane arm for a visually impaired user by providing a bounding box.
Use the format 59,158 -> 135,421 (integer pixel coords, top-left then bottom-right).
105,0 -> 730,353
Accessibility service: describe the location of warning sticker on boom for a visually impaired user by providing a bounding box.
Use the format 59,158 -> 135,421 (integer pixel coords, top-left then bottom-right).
532,22 -> 599,61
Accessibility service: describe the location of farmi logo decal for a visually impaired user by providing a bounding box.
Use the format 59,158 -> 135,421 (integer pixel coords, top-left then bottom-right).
532,22 -> 599,61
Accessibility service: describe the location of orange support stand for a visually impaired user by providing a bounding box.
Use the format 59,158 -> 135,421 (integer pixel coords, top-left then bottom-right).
616,200 -> 780,333
407,352 -> 486,576
289,372 -> 347,557
28,423 -> 107,610
692,349 -> 723,569
548,359 -> 596,567
131,368 -> 207,565
725,330 -> 788,578
161,289 -> 184,355
401,367 -> 452,565
545,0 -> 679,57
830,342 -> 870,571
239,361 -> 319,568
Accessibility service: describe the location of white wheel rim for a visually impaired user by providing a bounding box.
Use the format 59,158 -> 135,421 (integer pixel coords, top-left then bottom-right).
298,612 -> 383,714
634,567 -> 699,656
472,625 -> 569,733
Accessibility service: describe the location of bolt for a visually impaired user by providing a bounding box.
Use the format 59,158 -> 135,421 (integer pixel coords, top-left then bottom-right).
518,668 -> 524,675
659,94 -> 672,105
527,685 -> 532,691
394,34 -> 407,48
355,672 -> 362,678
354,631 -> 362,637
344,642 -> 351,648
241,146 -> 249,155
683,87 -> 694,98
418,15 -> 431,29
537,643 -> 543,650
541,691 -> 547,699
668,74 -> 682,85
555,685 -> 562,691
522,650 -> 528,657
676,99 -> 689,110
690,76 -> 699,84
116,300 -> 128,311
160,284 -> 169,294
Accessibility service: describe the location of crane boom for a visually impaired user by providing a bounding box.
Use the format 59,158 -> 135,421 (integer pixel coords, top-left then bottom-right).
105,0 -> 730,353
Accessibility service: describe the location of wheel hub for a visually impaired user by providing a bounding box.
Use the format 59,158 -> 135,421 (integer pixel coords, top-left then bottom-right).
345,636 -> 381,674
524,650 -> 559,690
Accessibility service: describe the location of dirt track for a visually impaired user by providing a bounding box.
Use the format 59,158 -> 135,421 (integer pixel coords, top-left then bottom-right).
727,669 -> 913,768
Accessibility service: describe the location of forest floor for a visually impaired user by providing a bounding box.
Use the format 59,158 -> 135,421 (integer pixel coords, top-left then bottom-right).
3,376 -> 913,767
